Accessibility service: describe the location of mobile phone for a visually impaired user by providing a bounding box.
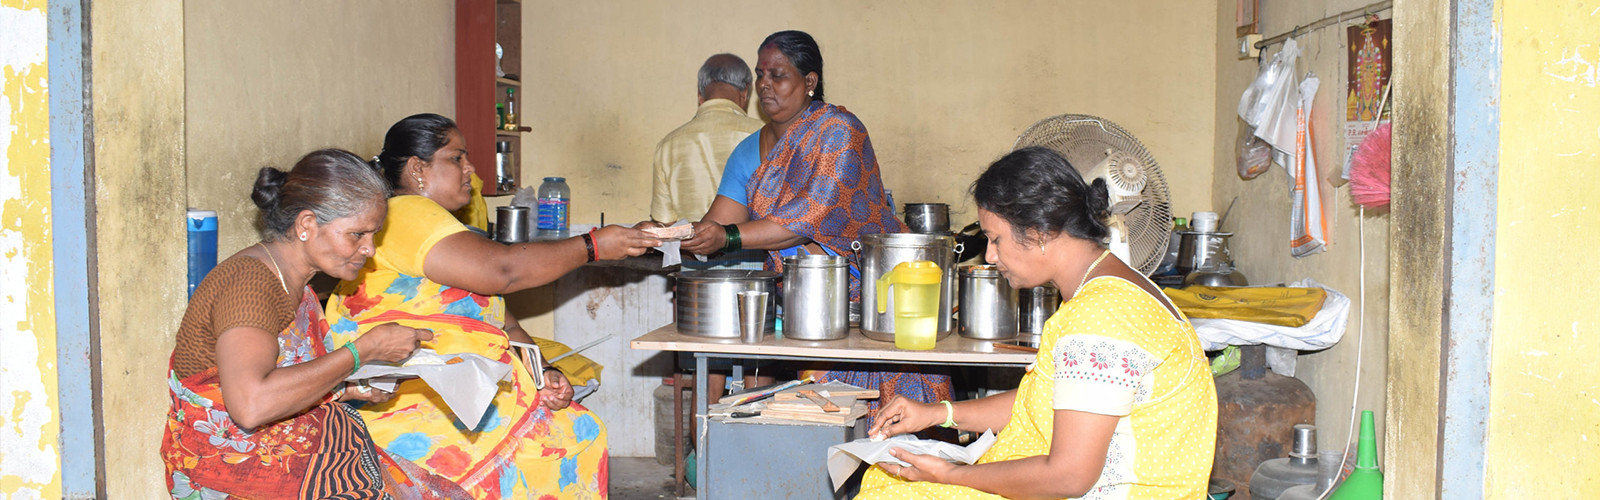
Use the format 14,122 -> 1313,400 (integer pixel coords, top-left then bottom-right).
509,341 -> 546,389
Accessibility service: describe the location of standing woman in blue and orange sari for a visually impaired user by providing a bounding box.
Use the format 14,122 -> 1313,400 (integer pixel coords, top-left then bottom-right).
681,30 -> 952,424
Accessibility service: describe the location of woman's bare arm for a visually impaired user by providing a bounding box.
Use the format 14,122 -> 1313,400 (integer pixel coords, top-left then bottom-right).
216,323 -> 430,430
884,409 -> 1119,499
422,225 -> 659,296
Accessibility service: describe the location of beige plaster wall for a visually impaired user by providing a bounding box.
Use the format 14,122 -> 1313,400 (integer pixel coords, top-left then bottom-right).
92,0 -> 187,496
1212,0 -> 1390,456
186,0 -> 455,255
1487,1 -> 1600,495
512,0 -> 1220,337
518,0 -> 1218,232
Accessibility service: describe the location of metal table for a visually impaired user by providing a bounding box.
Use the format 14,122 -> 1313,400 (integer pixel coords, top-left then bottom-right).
631,325 -> 1034,499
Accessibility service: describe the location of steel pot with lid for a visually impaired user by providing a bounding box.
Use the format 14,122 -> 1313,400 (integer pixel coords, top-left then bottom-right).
781,254 -> 850,340
958,265 -> 1018,340
674,269 -> 779,338
854,233 -> 960,343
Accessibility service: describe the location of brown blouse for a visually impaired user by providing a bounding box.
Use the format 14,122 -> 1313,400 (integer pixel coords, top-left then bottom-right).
170,254 -> 297,379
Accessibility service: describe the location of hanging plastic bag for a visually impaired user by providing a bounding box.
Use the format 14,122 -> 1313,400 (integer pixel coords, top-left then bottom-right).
1237,125 -> 1272,179
1238,39 -> 1300,135
1288,74 -> 1328,258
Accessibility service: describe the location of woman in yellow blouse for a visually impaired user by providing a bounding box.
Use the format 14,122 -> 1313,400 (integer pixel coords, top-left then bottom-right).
855,147 -> 1217,500
325,113 -> 658,499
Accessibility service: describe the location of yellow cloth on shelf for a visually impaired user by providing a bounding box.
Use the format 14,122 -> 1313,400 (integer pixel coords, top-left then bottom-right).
1162,285 -> 1326,327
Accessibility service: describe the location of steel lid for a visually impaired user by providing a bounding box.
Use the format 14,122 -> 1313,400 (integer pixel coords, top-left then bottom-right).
782,254 -> 848,268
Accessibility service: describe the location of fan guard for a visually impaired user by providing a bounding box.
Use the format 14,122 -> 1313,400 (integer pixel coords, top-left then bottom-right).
1012,114 -> 1173,275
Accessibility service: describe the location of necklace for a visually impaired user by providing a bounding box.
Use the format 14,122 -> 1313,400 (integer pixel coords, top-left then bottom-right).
1074,249 -> 1113,293
257,242 -> 290,295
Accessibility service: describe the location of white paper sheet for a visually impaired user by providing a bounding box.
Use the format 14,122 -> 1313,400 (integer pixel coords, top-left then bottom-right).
345,349 -> 513,430
825,431 -> 997,491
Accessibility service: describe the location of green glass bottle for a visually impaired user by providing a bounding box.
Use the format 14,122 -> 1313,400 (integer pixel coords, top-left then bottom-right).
1329,410 -> 1383,499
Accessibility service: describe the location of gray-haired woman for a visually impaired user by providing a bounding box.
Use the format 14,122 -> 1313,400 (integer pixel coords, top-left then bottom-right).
160,149 -> 466,499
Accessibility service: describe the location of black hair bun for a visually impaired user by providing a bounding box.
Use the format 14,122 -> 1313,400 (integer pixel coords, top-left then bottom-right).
1086,177 -> 1113,221
251,166 -> 287,210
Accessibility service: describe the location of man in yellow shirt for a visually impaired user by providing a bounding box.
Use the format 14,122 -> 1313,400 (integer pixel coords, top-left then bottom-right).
650,53 -> 765,224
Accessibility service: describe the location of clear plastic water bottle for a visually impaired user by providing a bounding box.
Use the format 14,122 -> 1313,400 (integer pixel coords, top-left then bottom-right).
537,177 -> 570,234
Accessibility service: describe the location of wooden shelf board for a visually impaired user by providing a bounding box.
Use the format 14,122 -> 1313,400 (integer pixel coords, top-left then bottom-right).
496,77 -> 520,86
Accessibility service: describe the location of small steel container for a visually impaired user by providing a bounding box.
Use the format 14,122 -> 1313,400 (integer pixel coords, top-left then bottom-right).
1016,284 -> 1060,347
495,206 -> 530,243
958,265 -> 1018,340
781,254 -> 850,340
904,203 -> 951,234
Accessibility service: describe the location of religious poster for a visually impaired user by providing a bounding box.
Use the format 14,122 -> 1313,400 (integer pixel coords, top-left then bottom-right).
1342,18 -> 1392,178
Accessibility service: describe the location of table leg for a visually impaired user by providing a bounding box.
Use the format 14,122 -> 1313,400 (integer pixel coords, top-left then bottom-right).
695,353 -> 708,500
673,372 -> 687,498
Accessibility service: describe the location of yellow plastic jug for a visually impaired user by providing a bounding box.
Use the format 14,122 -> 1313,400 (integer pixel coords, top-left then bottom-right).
877,260 -> 943,350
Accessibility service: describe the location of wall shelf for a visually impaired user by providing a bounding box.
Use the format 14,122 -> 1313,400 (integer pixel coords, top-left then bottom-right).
456,0 -> 522,195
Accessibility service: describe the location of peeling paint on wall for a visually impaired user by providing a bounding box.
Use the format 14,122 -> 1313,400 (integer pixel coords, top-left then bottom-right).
0,0 -> 62,498
1543,44 -> 1598,88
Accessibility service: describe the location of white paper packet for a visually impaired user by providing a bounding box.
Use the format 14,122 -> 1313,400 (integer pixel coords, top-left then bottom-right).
825,431 -> 997,491
346,348 -> 513,430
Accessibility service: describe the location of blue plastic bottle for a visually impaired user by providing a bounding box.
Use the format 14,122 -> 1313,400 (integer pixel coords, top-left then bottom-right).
186,209 -> 218,298
537,177 -> 571,235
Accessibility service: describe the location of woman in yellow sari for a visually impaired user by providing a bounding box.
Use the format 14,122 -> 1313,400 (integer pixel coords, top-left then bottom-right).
855,148 -> 1216,499
326,113 -> 659,499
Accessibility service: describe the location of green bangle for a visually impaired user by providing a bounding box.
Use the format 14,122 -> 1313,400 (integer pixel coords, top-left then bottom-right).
939,400 -> 956,428
346,343 -> 363,374
723,223 -> 742,251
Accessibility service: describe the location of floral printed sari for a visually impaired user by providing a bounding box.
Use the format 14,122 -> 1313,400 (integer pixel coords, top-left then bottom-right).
325,196 -> 607,500
160,285 -> 467,500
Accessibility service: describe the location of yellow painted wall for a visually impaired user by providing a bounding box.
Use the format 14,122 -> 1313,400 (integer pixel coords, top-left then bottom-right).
1212,0 -> 1390,455
185,0 -> 455,255
0,1 -> 61,497
91,0 -> 187,496
1488,0 -> 1600,495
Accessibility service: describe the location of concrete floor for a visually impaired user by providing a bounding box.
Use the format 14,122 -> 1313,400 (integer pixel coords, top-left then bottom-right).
610,456 -> 689,500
